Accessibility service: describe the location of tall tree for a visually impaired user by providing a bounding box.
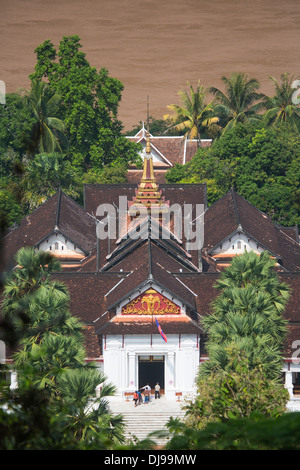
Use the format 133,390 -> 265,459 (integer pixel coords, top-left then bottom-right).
23,152 -> 80,210
263,73 -> 300,132
2,247 -> 63,323
200,251 -> 290,381
22,80 -> 66,155
164,81 -> 219,143
30,35 -> 140,169
209,72 -> 265,133
183,348 -> 288,431
1,247 -> 125,445
57,368 -> 124,443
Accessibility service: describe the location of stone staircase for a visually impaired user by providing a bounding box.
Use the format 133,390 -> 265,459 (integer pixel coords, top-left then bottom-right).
108,396 -> 186,445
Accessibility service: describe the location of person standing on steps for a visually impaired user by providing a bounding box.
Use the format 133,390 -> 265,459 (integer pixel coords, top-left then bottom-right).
137,390 -> 143,404
133,391 -> 139,407
143,387 -> 150,404
140,383 -> 151,403
155,382 -> 160,399
140,383 -> 151,392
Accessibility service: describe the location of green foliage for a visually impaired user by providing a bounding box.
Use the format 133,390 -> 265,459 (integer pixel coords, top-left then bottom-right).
29,35 -> 140,169
183,349 -> 288,431
0,187 -> 23,226
166,411 -> 300,450
0,371 -> 117,450
23,152 -> 81,210
209,72 -> 266,133
0,92 -> 34,156
264,73 -> 300,132
57,368 -> 124,443
21,80 -> 67,155
166,121 -> 300,226
83,164 -> 128,185
0,247 -> 125,448
125,116 -> 178,136
164,81 -> 219,140
201,251 -> 290,381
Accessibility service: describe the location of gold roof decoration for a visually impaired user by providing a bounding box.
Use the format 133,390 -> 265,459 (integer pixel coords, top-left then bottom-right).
128,129 -> 169,217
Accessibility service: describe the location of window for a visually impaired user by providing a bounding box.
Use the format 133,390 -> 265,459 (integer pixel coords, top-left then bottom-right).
54,242 -> 59,250
138,355 -> 164,362
237,241 -> 241,249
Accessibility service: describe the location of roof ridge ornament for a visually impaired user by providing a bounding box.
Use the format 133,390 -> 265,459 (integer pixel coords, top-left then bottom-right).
128,95 -> 170,217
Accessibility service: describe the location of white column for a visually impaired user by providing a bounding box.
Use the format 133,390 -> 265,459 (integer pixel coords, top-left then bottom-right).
128,352 -> 136,390
285,368 -> 294,399
166,351 -> 175,398
10,371 -> 18,390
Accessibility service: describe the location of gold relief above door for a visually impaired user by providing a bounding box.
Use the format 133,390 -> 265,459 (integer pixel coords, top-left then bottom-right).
121,289 -> 180,315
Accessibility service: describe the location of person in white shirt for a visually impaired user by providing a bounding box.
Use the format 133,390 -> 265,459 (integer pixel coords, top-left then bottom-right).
140,384 -> 151,391
155,382 -> 160,399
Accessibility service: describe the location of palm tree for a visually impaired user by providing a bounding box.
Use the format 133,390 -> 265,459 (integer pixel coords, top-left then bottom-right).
23,152 -> 78,210
200,251 -> 290,380
2,247 -> 63,315
164,81 -> 219,144
57,368 -> 125,444
22,80 -> 66,155
263,73 -> 300,132
209,72 -> 266,134
2,246 -> 124,446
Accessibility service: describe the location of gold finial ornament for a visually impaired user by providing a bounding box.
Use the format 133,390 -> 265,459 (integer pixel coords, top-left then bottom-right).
145,130 -> 151,155
128,95 -> 169,217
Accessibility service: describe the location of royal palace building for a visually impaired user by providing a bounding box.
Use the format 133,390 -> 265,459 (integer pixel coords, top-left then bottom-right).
1,128 -> 300,406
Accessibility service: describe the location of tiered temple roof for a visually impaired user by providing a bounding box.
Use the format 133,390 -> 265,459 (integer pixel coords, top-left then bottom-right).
1,139 -> 300,360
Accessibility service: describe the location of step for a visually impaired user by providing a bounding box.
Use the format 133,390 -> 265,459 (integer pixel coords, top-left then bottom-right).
108,398 -> 186,444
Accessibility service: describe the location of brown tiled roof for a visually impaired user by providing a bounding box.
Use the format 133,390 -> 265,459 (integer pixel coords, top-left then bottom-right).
84,183 -> 207,216
279,273 -> 300,323
1,180 -> 299,359
1,190 -> 97,272
127,129 -> 212,166
103,239 -> 198,311
52,271 -> 124,324
101,216 -> 197,273
1,192 -> 58,271
56,191 -> 96,253
203,189 -> 300,272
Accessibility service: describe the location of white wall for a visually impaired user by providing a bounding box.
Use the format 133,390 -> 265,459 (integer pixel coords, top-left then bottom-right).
211,231 -> 264,256
37,232 -> 84,255
103,333 -> 199,400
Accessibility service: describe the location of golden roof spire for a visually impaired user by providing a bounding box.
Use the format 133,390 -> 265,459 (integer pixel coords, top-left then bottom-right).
145,95 -> 151,155
145,129 -> 151,155
128,96 -> 169,217
142,131 -> 155,181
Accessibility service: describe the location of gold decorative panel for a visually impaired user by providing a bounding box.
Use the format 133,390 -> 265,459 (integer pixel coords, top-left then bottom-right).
121,289 -> 180,315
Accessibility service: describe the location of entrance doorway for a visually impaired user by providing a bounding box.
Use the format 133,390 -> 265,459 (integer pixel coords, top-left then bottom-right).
138,355 -> 164,393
